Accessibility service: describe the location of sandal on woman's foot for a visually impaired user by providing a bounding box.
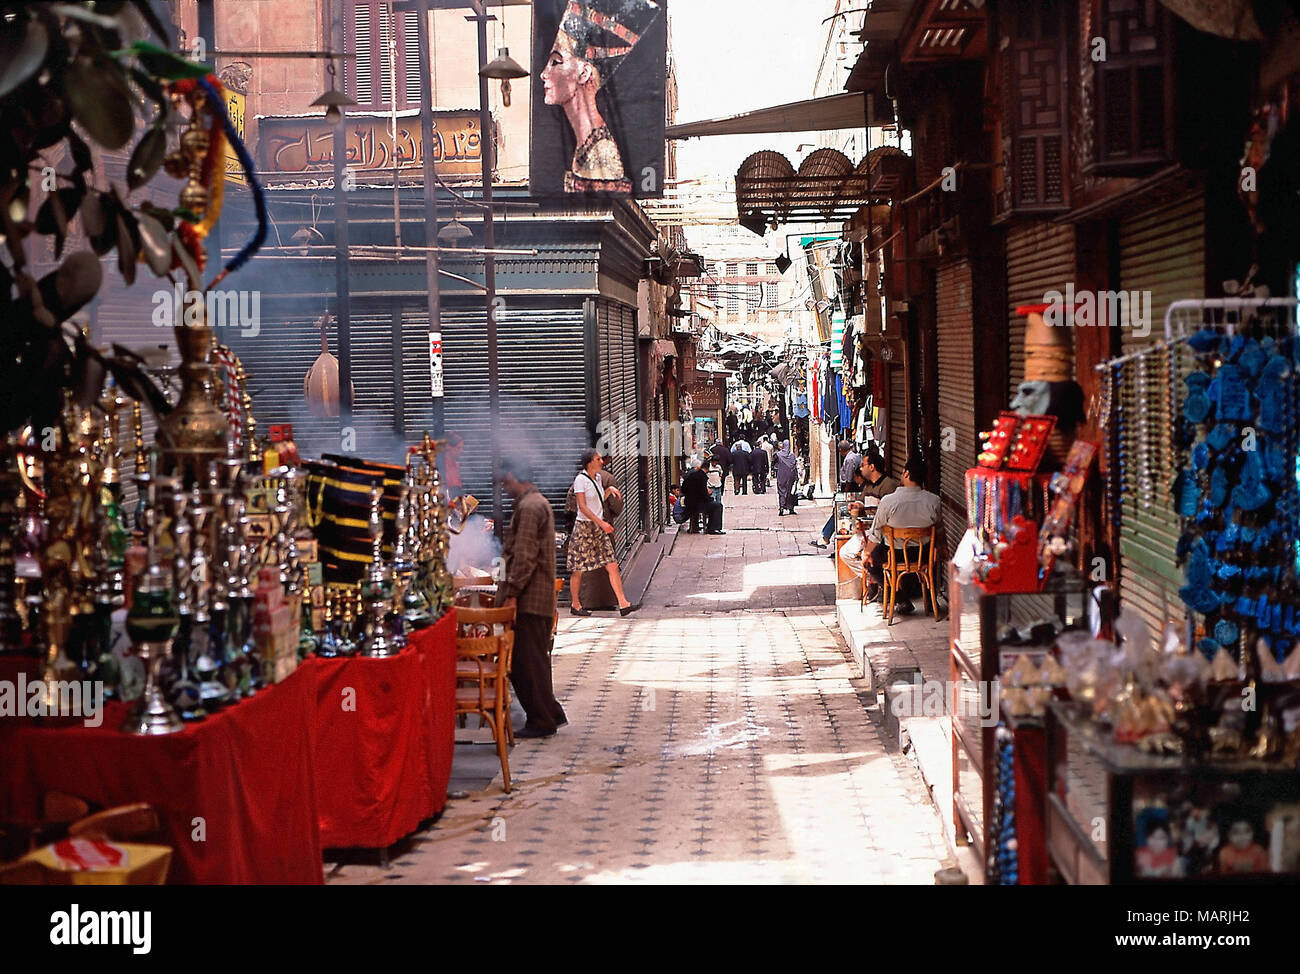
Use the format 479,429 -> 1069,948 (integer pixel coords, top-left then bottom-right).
619,604 -> 640,616
570,606 -> 592,616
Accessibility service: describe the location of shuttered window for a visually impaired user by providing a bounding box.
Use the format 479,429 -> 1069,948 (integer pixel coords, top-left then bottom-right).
347,0 -> 423,111
936,258 -> 977,554
1115,192 -> 1204,636
995,0 -> 1070,217
1090,0 -> 1175,175
438,304 -> 589,518
404,12 -> 423,106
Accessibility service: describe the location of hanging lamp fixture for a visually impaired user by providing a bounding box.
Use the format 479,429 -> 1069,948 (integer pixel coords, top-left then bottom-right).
479,4 -> 528,108
311,61 -> 357,125
438,214 -> 473,247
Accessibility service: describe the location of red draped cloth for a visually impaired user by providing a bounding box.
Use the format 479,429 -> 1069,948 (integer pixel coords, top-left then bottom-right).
415,609 -> 457,816
0,663 -> 322,885
301,608 -> 457,850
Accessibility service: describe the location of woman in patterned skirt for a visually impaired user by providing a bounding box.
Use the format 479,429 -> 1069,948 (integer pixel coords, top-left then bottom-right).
568,449 -> 638,616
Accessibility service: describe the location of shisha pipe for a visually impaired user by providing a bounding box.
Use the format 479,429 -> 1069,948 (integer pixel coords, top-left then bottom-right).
359,487 -> 397,657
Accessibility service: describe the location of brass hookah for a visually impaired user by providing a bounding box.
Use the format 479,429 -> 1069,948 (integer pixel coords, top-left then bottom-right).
0,441 -> 26,650
410,435 -> 453,617
37,393 -> 102,706
156,84 -> 228,484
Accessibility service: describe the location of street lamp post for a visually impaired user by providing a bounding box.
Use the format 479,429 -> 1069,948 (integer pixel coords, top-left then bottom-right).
394,0 -> 514,537
468,4 -> 503,539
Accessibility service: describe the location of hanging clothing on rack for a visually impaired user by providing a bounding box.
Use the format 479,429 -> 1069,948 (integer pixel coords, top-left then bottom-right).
810,358 -> 821,424
823,364 -> 838,431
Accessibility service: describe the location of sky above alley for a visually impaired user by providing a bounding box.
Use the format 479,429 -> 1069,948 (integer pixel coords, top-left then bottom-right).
669,2 -> 839,181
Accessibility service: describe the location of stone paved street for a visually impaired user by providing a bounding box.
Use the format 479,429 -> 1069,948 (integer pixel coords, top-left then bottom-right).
328,485 -> 954,884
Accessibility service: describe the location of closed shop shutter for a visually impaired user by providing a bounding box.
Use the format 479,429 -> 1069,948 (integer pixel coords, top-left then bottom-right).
224,302 -> 399,461
1005,222 -> 1075,396
438,304 -> 588,518
228,300 -> 590,533
596,300 -> 643,560
887,362 -> 907,478
936,259 -> 977,552
1116,192 -> 1204,635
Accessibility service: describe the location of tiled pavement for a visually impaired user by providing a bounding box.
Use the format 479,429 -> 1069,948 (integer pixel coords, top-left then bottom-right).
327,483 -> 956,884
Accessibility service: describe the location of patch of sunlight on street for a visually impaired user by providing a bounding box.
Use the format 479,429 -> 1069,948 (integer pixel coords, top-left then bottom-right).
683,555 -> 819,602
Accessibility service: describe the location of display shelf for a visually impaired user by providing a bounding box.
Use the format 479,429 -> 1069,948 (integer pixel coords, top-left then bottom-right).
1046,701 -> 1300,884
948,571 -> 1091,883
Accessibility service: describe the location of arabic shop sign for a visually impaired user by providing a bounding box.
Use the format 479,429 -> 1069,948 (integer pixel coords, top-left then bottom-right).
224,90 -> 246,186
257,111 -> 483,177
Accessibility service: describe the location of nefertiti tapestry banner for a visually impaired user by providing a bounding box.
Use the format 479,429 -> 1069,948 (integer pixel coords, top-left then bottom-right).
530,0 -> 667,198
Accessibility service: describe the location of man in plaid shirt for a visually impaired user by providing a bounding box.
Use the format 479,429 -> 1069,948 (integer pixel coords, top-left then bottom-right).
500,457 -> 568,738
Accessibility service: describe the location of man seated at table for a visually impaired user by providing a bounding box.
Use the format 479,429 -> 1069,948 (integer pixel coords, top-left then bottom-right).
813,445 -> 894,549
863,457 -> 940,614
499,455 -> 568,738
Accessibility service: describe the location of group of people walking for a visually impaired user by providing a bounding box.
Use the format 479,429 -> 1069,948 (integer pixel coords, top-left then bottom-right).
673,434 -> 806,533
709,436 -> 772,497
724,401 -> 782,448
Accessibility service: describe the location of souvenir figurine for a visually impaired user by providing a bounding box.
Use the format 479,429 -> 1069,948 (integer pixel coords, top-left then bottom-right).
1217,815 -> 1270,874
1135,821 -> 1181,878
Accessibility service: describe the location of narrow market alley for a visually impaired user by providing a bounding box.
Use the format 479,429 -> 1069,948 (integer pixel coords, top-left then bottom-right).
329,492 -> 955,885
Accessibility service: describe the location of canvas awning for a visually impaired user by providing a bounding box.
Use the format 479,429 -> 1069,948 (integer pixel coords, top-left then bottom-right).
666,92 -> 894,139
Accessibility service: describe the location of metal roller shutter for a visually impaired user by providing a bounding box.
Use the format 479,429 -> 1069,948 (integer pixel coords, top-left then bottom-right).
936,259 -> 977,553
596,300 -> 643,560
223,302 -> 374,460
887,362 -> 908,479
438,304 -> 589,518
1116,193 -> 1204,635
1005,222 -> 1075,396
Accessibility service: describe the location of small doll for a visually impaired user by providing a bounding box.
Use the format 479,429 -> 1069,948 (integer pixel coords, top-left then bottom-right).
1135,808 -> 1181,878
1217,814 -> 1270,874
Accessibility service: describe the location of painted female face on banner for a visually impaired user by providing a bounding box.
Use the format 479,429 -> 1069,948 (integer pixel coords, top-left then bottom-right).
542,33 -> 592,108
531,0 -> 666,197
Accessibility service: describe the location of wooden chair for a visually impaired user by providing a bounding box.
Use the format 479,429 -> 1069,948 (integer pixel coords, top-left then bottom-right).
43,792 -> 91,828
880,525 -> 941,624
455,605 -> 516,793
0,791 -> 90,860
67,803 -> 161,842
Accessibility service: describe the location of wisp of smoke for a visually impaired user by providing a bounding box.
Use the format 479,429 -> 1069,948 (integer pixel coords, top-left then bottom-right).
447,513 -> 503,576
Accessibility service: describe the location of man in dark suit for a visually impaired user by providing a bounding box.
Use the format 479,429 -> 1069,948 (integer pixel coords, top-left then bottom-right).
710,439 -> 731,482
729,441 -> 750,495
749,439 -> 769,493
